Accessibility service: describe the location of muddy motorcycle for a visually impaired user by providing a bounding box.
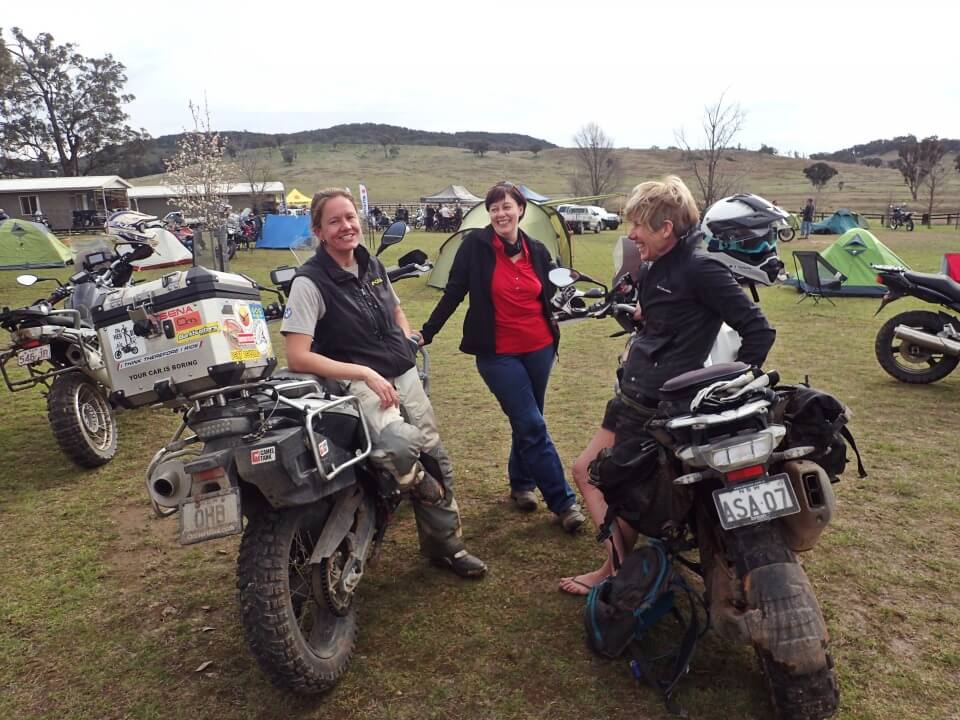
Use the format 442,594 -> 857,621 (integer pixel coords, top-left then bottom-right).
0,241 -> 154,467
551,239 -> 844,719
144,222 -> 436,693
873,264 -> 960,383
643,364 -> 846,720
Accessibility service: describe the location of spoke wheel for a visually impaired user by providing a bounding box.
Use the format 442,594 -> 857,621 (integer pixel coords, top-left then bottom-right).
47,373 -> 117,467
238,504 -> 358,694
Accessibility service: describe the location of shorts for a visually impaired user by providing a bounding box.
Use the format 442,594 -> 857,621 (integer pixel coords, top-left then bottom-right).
601,396 -> 625,431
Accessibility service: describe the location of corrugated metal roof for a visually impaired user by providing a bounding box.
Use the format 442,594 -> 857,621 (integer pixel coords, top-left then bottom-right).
0,176 -> 133,192
128,182 -> 285,198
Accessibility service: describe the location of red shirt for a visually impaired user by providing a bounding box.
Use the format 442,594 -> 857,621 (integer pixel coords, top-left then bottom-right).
490,234 -> 554,354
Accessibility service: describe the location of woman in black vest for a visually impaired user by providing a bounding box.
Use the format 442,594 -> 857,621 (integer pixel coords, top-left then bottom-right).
281,188 -> 486,578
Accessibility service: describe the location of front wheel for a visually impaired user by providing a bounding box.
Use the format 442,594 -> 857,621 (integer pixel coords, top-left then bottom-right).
905,218 -> 915,231
47,373 -> 117,467
875,310 -> 959,383
778,228 -> 796,243
237,503 -> 357,694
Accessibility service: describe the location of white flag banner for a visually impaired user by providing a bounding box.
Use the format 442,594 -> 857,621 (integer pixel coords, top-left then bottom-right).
358,184 -> 369,216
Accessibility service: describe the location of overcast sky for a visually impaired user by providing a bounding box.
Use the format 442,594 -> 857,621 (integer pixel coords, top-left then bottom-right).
8,0 -> 958,155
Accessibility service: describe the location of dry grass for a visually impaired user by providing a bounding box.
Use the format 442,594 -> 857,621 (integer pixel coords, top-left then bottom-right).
0,226 -> 958,720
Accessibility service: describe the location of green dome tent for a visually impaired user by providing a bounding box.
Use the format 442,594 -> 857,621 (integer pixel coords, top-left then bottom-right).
816,229 -> 908,296
0,219 -> 73,269
427,200 -> 572,290
811,208 -> 870,235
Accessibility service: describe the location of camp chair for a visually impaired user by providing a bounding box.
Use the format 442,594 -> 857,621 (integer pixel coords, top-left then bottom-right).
792,251 -> 847,306
941,253 -> 960,282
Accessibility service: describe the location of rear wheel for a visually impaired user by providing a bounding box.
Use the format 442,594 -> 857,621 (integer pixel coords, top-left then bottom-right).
875,310 -> 959,383
237,503 -> 357,694
47,373 -> 117,468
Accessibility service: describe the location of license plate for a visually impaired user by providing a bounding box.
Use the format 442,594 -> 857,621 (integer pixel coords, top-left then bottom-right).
178,487 -> 242,545
17,344 -> 51,366
713,473 -> 800,530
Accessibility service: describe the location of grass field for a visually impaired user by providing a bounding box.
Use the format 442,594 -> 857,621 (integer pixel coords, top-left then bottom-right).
135,143 -> 960,218
1,226 -> 958,720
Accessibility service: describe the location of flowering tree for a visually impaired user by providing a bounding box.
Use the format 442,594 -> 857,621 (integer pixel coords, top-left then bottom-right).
164,99 -> 238,238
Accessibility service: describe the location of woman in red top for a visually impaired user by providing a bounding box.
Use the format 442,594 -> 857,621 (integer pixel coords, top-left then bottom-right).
420,182 -> 584,532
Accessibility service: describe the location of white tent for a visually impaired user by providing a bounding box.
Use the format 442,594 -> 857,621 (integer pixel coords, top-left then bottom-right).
106,210 -> 193,270
420,185 -> 482,205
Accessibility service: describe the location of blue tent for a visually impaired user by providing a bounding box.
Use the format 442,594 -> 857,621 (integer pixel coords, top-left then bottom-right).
519,185 -> 550,202
811,209 -> 869,235
258,215 -> 313,249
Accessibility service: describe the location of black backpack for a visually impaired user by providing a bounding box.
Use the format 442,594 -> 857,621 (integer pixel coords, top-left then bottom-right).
584,541 -> 705,715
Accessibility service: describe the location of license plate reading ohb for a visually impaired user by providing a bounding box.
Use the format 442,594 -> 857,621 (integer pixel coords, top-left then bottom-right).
178,487 -> 242,545
712,473 -> 800,530
17,344 -> 51,366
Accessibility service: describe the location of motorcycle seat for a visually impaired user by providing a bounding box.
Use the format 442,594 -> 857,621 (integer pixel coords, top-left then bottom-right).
659,361 -> 751,401
270,369 -> 344,398
904,271 -> 960,302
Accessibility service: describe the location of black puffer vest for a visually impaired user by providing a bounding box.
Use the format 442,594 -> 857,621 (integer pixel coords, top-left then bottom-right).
295,244 -> 415,379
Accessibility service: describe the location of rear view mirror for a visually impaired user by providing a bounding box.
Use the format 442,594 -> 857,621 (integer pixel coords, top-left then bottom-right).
548,268 -> 579,287
376,221 -> 407,256
16,274 -> 39,286
397,249 -> 428,267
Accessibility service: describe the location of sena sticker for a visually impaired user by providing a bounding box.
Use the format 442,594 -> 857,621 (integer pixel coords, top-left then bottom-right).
251,446 -> 276,465
318,439 -> 329,458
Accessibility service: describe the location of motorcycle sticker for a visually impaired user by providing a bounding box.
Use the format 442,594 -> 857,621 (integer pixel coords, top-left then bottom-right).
251,446 -> 276,465
156,304 -> 202,332
117,341 -> 202,370
176,322 -> 220,344
108,321 -> 146,361
230,348 -> 261,362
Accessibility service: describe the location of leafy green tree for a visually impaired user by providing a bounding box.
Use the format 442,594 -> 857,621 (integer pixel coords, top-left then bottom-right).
803,162 -> 838,194
528,142 -> 543,157
280,146 -> 297,165
759,143 -> 778,155
0,27 -> 141,176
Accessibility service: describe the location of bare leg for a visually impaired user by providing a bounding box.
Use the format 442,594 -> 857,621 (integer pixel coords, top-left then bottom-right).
559,427 -> 623,595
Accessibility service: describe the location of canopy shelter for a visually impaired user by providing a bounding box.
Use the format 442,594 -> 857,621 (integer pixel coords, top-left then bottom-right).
811,208 -> 870,235
427,200 -> 572,290
0,219 -> 72,269
286,188 -> 312,207
420,185 -> 482,205
788,229 -> 909,297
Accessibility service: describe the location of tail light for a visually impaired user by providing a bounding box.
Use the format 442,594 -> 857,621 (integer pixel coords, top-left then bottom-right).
725,464 -> 765,483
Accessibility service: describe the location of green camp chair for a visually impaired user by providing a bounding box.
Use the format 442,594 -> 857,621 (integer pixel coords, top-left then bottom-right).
793,251 -> 847,306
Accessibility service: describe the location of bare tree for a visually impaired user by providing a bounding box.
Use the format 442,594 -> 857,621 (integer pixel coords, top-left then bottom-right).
236,140 -> 271,214
164,99 -> 238,238
924,161 -> 949,227
571,122 -> 622,195
895,135 -> 945,201
675,93 -> 746,209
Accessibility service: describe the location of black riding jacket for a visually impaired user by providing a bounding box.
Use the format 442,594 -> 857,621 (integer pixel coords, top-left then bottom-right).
295,244 -> 415,379
620,232 -> 776,405
421,225 -> 560,356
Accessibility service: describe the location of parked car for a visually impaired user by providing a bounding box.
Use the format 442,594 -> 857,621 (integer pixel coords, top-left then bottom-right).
586,206 -> 620,230
560,205 -> 603,234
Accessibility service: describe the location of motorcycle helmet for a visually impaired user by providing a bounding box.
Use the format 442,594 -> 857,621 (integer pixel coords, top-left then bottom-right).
701,194 -> 789,255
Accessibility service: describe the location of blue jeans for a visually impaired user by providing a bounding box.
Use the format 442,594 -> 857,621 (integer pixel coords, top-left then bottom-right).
475,344 -> 576,514
801,220 -> 813,237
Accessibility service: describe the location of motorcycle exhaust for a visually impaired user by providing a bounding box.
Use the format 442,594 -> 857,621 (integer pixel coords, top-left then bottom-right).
65,345 -> 85,366
148,458 -> 193,508
894,325 -> 960,356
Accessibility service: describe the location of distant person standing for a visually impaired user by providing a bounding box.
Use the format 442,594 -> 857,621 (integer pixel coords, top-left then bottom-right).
801,198 -> 815,238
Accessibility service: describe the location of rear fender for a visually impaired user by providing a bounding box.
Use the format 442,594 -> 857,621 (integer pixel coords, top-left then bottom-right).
308,486 -> 376,563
